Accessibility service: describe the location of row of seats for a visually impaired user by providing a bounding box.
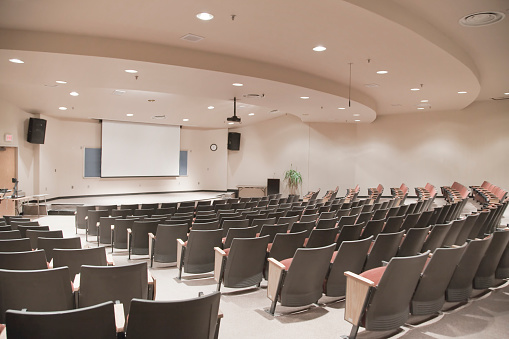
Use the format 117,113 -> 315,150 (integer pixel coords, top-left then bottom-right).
391,183 -> 409,204
471,180 -> 508,206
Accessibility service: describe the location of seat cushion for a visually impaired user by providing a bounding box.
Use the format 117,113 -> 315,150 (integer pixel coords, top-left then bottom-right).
360,266 -> 386,286
280,258 -> 293,270
223,248 -> 231,256
267,243 -> 273,252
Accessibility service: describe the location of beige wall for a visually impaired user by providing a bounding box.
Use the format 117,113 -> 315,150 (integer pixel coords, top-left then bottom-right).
1,97 -> 508,199
228,100 -> 509,196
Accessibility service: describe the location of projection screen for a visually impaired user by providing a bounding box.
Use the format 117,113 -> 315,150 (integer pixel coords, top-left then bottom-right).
101,120 -> 181,177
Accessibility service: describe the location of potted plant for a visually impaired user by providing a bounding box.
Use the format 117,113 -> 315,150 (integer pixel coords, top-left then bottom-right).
284,167 -> 302,196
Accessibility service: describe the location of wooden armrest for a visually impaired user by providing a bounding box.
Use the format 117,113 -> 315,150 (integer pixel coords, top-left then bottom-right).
48,258 -> 54,269
148,233 -> 156,260
106,253 -> 115,266
176,239 -> 185,269
114,303 -> 125,332
127,228 -> 132,251
73,273 -> 81,292
217,308 -> 224,320
0,325 -> 6,339
267,257 -> 286,302
344,271 -> 375,325
214,247 -> 227,283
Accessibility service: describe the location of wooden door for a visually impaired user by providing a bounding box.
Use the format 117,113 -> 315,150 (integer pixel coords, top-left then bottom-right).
0,147 -> 17,216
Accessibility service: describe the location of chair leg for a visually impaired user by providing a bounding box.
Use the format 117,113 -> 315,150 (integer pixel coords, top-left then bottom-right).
150,238 -> 155,268
340,325 -> 360,339
128,233 -> 132,260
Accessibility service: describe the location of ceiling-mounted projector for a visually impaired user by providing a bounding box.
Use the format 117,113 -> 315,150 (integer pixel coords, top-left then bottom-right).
227,97 -> 241,123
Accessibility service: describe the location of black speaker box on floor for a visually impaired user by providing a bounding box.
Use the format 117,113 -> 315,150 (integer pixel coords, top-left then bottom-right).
27,118 -> 47,144
228,132 -> 241,151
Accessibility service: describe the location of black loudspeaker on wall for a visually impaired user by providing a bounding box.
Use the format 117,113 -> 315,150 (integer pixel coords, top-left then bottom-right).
228,132 -> 241,151
267,178 -> 280,196
27,117 -> 47,144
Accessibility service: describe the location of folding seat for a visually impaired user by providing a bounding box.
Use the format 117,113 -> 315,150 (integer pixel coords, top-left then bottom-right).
10,219 -> 37,230
86,210 -> 109,240
315,217 -> 337,229
53,247 -> 109,279
259,224 -> 289,243
126,292 -> 221,339
98,216 -> 119,246
410,245 -> 467,315
349,206 -> 363,217
426,206 -> 443,226
26,229 -> 63,249
0,266 -> 74,323
455,213 -> 479,245
17,224 -> 49,238
400,212 -> 421,232
396,226 -> 430,257
319,211 -> 336,220
265,231 -> 307,278
495,239 -> 509,279
153,207 -> 175,216
381,216 -> 404,234
363,231 -> 404,271
361,204 -> 374,213
214,235 -> 270,291
360,219 -> 384,240
75,205 -> 96,233
221,219 -> 249,238
421,223 -> 452,252
0,249 -> 48,270
468,209 -> 490,239
96,205 -> 118,215
149,224 -> 188,267
372,208 -> 388,221
385,206 -> 400,218
7,217 -> 31,227
266,243 -> 335,315
127,220 -> 159,258
38,237 -> 82,262
0,230 -> 21,240
335,223 -> 364,250
337,215 -> 358,230
335,208 -> 351,219
133,208 -> 153,217
177,205 -> 195,214
192,220 -> 220,231
251,217 -> 276,232
111,218 -> 136,250
289,221 -> 316,238
278,215 -> 299,232
441,218 -> 466,247
413,209 -> 433,228
222,225 -> 258,249
395,204 -> 409,216
120,204 -> 139,213
446,237 -> 492,302
111,208 -> 132,218
267,210 -> 287,222
324,237 -> 372,297
342,252 -> 428,338
140,203 -> 159,210
404,202 -> 417,215
6,301 -> 117,339
160,202 -> 177,209
304,228 -> 338,249
0,238 -> 32,252
177,229 -> 223,279
436,204 -> 452,225
77,262 -> 150,316
473,229 -> 509,289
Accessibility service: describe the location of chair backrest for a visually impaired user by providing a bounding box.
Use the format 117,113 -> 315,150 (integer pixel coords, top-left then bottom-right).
0,238 -> 33,252
221,219 -> 249,238
335,209 -> 351,219
153,224 -> 188,263
411,245 -> 467,315
400,213 -> 421,232
120,204 -> 139,213
79,262 -> 148,315
5,301 -> 117,339
223,236 -> 271,288
289,221 -> 316,238
10,220 -> 38,230
421,223 -> 451,252
381,216 -> 404,233
131,220 -> 159,255
455,213 -> 479,245
335,222 -> 364,250
278,215 -> 299,231
337,214 -> 358,230
17,225 -> 49,238
38,237 -> 82,261
396,204 -> 409,216
372,208 -> 388,221
325,237 -> 373,297
414,210 -> 433,228
315,217 -> 337,230
53,247 -> 108,279
0,266 -> 74,323
113,218 -> 135,249
0,230 -> 21,240
360,219 -> 384,240
468,210 -> 490,240
280,244 -> 335,307
386,206 -> 400,218
192,220 -> 220,231
87,210 -> 110,236
361,252 -> 428,331
140,203 -> 159,210
0,249 -> 48,270
0,225 -> 11,232
356,212 -> 373,226
496,239 -> 509,279
441,218 -> 466,247
126,292 -> 221,339
397,226 -> 430,257
259,224 -> 289,243
305,227 -> 339,249
473,229 -> 509,289
364,231 -> 405,271
111,209 -> 132,218
268,231 -> 307,262
349,206 -> 363,216
184,229 -> 223,274
26,229 -> 63,250
223,225 -> 258,249
96,205 -> 117,215
446,236 -> 492,302
251,217 -> 276,230
76,205 -> 96,229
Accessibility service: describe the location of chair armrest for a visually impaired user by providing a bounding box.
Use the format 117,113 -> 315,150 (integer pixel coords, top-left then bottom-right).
214,247 -> 227,283
48,258 -> 53,269
148,269 -> 156,300
114,302 -> 125,332
148,232 -> 156,259
267,257 -> 286,302
127,228 -> 132,252
106,253 -> 115,266
176,239 -> 185,270
0,325 -> 6,339
344,271 -> 375,326
73,273 -> 81,292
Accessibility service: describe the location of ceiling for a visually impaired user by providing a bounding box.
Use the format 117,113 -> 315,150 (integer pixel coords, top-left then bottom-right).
0,0 -> 507,128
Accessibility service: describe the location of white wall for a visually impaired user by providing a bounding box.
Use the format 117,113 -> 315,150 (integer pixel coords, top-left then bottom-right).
228,100 -> 509,195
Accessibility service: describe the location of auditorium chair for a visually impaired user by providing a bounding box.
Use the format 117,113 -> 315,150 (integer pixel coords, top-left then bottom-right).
360,219 -> 384,240
0,249 -> 48,270
17,224 -> 48,238
304,227 -> 338,249
363,231 -> 404,271
421,223 -> 452,253
127,220 -> 159,258
473,229 -> 509,289
381,216 -> 404,233
0,230 -> 21,240
258,224 -> 289,243
26,229 -> 63,249
149,223 -> 188,267
396,226 -> 430,257
53,246 -> 110,279
0,238 -> 32,252
335,223 -> 364,250
222,225 -> 258,249
177,229 -> 223,279
38,236 -> 82,261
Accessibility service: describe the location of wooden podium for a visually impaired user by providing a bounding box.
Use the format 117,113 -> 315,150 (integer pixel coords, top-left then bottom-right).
0,197 -> 15,217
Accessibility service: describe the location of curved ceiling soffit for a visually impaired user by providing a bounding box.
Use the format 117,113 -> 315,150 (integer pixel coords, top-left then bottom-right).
344,0 -> 481,91
0,28 -> 378,117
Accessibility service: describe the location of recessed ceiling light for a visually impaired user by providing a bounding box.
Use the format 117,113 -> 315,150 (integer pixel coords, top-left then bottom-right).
313,46 -> 326,52
126,114 -> 134,117
228,122 -> 234,125
196,12 -> 214,21
183,118 -> 189,122
300,96 -> 309,99
70,91 -> 79,96
125,69 -> 138,74
56,80 -> 67,84
364,83 -> 380,88
417,107 -> 425,110
376,70 -> 388,74
208,106 -> 215,110
504,92 -> 509,95
248,113 -> 255,116
337,107 -> 346,110
232,83 -> 243,87
353,114 -> 360,116
411,88 -> 420,91
148,99 -> 155,102
458,91 -> 467,94
58,107 -> 67,111
152,115 -> 166,120
420,99 -> 429,103
354,119 -> 361,122
9,58 -> 24,64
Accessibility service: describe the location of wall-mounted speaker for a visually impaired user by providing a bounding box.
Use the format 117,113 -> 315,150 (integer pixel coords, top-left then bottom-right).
267,178 -> 280,196
27,118 -> 47,144
228,132 -> 241,151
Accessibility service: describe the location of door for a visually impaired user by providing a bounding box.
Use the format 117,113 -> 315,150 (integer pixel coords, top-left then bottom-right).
0,147 -> 17,216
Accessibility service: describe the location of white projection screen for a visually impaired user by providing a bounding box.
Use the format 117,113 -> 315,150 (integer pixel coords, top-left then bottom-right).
101,120 -> 181,177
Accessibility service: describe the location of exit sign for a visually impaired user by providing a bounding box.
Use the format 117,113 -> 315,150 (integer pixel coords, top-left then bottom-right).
4,134 -> 13,142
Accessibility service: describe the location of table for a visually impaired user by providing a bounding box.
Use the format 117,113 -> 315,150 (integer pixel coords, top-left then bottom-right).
237,186 -> 267,198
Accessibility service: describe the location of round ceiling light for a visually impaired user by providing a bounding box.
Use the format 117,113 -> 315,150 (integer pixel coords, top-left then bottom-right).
59,107 -> 68,110
56,80 -> 67,84
376,70 -> 388,74
232,83 -> 243,87
208,106 -> 214,110
313,46 -> 326,52
196,12 -> 214,21
459,12 -> 505,27
70,91 -> 79,96
125,69 -> 138,74
9,58 -> 24,64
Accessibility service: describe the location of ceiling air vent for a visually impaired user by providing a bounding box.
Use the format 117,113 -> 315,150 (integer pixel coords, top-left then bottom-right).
180,33 -> 205,42
243,93 -> 265,98
459,12 -> 505,27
